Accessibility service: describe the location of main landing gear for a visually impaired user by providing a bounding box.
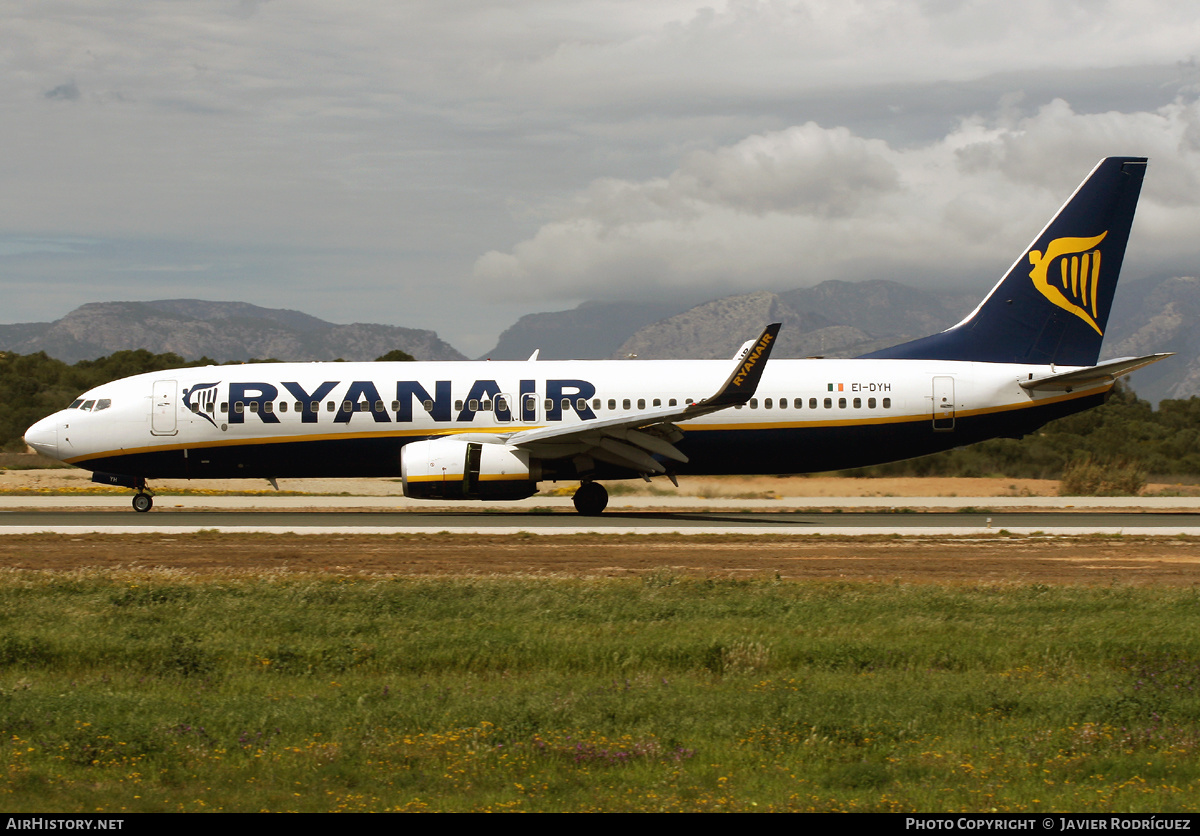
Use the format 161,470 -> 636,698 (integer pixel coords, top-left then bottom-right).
572,481 -> 608,516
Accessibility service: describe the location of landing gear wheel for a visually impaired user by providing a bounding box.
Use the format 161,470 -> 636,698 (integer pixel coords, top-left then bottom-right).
572,482 -> 608,516
132,493 -> 153,513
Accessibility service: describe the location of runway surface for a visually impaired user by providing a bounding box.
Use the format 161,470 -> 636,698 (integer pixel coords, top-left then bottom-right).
4,506 -> 1200,536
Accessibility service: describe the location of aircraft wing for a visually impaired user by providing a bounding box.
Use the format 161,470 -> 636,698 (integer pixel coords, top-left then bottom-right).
502,323 -> 781,475
1019,353 -> 1173,392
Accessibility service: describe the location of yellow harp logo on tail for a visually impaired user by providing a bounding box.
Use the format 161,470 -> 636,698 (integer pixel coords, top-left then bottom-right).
1028,232 -> 1108,335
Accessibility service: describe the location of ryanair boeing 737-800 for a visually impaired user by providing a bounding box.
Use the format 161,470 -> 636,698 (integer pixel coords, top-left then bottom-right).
23,156 -> 1169,514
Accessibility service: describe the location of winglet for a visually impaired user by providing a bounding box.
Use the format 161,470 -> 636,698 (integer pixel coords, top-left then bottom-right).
694,323 -> 781,410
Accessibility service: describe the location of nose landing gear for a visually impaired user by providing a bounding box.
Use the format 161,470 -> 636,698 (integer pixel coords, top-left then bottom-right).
91,472 -> 156,513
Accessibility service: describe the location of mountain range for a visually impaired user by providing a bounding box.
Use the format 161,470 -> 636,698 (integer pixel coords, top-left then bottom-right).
0,299 -> 465,363
1,276 -> 1196,404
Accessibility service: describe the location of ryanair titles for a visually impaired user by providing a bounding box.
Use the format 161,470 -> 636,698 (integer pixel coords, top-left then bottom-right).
732,330 -> 775,388
182,378 -> 598,425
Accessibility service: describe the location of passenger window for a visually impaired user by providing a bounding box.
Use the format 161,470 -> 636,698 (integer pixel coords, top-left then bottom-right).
765,398 -> 772,409
561,398 -> 571,411
824,398 -> 832,409
868,398 -> 876,408
809,398 -> 817,409
853,398 -> 861,408
544,398 -> 553,411
838,398 -> 846,409
496,397 -> 507,412
341,401 -> 351,413
221,402 -> 228,413
375,401 -> 384,413
576,398 -> 586,411
279,402 -> 287,413
263,402 -> 273,413
623,399 -> 631,410
235,402 -> 244,414
311,402 -> 320,413
206,403 -> 215,413
250,402 -> 260,413
685,398 -> 694,404
190,403 -> 200,413
669,399 -> 677,407
592,398 -> 600,410
750,398 -> 758,409
390,401 -> 399,412
608,399 -> 616,410
883,398 -> 891,408
295,402 -> 303,412
653,398 -> 661,407
326,401 -> 334,412
423,399 -> 434,412
637,398 -> 645,410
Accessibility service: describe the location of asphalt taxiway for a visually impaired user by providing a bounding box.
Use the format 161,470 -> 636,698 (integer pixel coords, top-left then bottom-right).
3,494 -> 1200,535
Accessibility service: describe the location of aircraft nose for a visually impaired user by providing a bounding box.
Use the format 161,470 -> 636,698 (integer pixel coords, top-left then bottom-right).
23,415 -> 59,460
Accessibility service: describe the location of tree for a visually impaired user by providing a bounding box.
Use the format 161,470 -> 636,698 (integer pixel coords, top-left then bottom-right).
374,350 -> 415,362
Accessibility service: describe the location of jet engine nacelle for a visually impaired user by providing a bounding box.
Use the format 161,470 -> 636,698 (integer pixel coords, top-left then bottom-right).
400,438 -> 539,500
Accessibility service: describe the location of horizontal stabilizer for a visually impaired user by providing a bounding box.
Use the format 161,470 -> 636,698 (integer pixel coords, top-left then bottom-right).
1019,353 -> 1173,392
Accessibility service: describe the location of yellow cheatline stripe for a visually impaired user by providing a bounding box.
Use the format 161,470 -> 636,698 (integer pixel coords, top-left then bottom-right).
62,385 -> 1109,465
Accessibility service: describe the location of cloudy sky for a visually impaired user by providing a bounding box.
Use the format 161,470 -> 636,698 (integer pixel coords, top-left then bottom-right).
3,1 -> 1199,356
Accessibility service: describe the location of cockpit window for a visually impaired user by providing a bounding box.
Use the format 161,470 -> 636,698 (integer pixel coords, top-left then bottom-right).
94,399 -> 112,412
81,400 -> 96,411
69,399 -> 84,409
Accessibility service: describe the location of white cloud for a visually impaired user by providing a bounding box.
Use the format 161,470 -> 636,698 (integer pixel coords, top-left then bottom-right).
474,100 -> 1200,303
2,1 -> 1200,355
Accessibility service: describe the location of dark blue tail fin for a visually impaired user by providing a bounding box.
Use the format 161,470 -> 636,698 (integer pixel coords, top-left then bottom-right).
863,156 -> 1147,366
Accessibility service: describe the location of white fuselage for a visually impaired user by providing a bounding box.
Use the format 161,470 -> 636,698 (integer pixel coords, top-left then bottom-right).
23,357 -> 1107,486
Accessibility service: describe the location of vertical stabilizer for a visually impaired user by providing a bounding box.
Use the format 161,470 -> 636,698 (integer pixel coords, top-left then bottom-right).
863,157 -> 1147,366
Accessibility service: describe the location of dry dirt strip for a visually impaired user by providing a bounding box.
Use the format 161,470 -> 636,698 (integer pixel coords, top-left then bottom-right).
1,533 -> 1198,586
5,524 -> 1200,537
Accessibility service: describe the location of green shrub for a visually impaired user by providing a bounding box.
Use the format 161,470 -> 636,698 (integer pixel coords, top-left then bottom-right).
1058,456 -> 1147,496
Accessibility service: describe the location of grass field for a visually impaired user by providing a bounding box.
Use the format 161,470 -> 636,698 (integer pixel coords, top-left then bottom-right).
2,567 -> 1199,812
